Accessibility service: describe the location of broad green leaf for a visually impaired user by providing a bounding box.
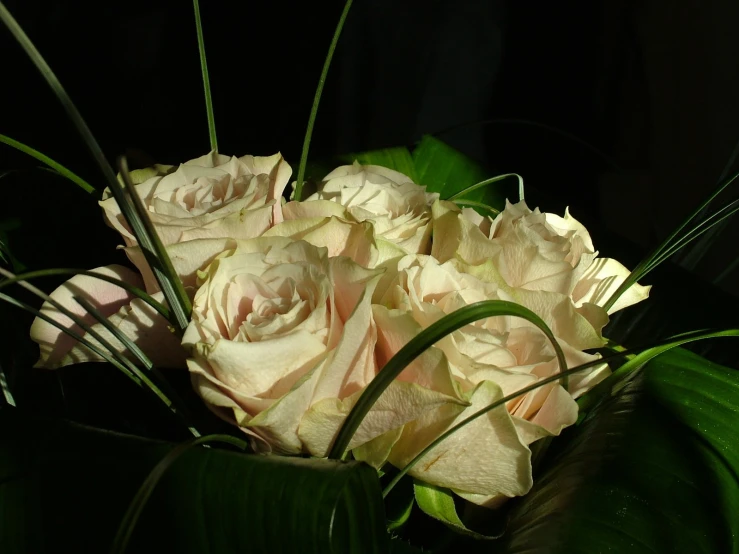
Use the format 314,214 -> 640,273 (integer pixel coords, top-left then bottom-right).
411,135 -> 516,211
496,348 -> 739,554
340,146 -> 418,182
0,409 -> 389,554
383,472 -> 415,532
414,482 -> 499,540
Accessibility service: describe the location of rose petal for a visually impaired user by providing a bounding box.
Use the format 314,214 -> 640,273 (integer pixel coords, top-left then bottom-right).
387,380 -> 532,498
572,257 -> 651,314
298,380 -> 466,456
61,292 -> 185,369
30,265 -> 144,368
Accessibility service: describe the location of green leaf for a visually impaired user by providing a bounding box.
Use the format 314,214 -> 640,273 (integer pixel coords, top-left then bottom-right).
0,409 -> 390,554
412,135 -> 516,211
340,146 -> 418,182
384,473 -> 415,532
497,348 -> 739,554
414,482 -> 499,540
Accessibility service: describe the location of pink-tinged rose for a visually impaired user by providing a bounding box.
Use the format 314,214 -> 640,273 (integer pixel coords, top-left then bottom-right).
432,199 -> 651,314
29,265 -> 184,369
100,152 -> 291,292
367,254 -> 609,503
182,237 -> 462,455
263,214 -> 408,272
295,162 -> 439,254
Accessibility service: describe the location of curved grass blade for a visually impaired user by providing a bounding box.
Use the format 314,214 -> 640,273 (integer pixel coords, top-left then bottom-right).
499,347 -> 739,554
327,300 -> 568,460
446,173 -> 524,203
452,199 -> 500,218
0,291 -> 141,387
0,134 -> 95,194
603,169 -> 739,312
0,268 -> 170,322
577,328 -> 739,413
0,3 -> 191,332
676,135 -> 739,270
644,197 -> 739,274
72,296 -> 153,370
382,327 -> 739,498
293,0 -> 354,201
74,295 -> 199,437
0,268 -> 197,435
191,0 -> 217,152
110,434 -> 247,554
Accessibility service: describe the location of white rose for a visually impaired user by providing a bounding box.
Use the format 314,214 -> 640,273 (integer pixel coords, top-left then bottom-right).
366,254 -> 609,504
100,152 -> 291,292
432,199 -> 650,314
286,162 -> 439,255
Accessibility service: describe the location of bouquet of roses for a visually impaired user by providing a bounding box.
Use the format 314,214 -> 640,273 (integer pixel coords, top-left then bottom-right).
1,1 -> 737,553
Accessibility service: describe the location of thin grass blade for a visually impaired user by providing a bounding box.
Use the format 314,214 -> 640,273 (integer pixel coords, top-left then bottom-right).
0,2 -> 191,332
577,328 -> 739,413
0,268 -> 197,435
118,157 -> 192,329
191,0 -> 217,152
446,173 -> 523,202
327,300 -> 568,460
0,361 -> 16,407
74,295 -> 200,437
603,169 -> 739,312
452,199 -> 500,218
293,0 -> 354,201
0,134 -> 95,194
0,291 -> 141,386
0,268 -> 170,322
644,197 -> 739,274
382,327 -> 739,498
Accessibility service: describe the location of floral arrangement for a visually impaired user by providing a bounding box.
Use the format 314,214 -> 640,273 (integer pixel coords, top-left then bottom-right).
1,2 -> 738,553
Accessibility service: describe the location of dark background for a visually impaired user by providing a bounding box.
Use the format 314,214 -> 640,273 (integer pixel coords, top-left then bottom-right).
0,0 -> 737,411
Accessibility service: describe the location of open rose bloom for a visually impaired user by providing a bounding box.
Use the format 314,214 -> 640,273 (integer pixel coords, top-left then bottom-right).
29,157 -> 650,504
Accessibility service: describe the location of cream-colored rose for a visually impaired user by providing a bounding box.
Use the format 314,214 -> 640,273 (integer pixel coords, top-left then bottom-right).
101,152 -> 291,292
432,200 -> 650,314
290,162 -> 439,254
365,254 -> 609,504
182,237 -> 460,454
29,265 -> 184,369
